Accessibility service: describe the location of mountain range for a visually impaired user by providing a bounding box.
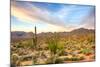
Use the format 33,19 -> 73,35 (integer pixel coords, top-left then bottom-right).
11,28 -> 95,42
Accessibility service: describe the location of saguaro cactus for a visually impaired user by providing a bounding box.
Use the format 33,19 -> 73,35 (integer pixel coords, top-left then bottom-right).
32,26 -> 37,49
34,26 -> 37,49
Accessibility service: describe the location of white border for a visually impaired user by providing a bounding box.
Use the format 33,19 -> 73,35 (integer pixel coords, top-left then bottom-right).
0,0 -> 10,67
18,0 -> 95,5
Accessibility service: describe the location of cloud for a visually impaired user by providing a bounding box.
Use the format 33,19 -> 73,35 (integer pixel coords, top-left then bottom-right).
12,23 -> 77,33
38,24 -> 79,33
11,1 -> 95,32
80,8 -> 95,29
11,2 -> 40,24
11,1 -> 67,27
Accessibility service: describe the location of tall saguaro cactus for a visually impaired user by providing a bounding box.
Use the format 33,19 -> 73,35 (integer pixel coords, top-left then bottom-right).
34,26 -> 37,48
32,26 -> 38,64
32,26 -> 37,50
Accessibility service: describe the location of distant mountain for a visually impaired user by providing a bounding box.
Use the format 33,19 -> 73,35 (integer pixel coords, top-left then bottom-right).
70,28 -> 95,35
11,31 -> 33,40
11,28 -> 95,42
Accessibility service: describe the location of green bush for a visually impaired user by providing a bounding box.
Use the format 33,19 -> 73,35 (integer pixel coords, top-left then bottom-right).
80,49 -> 92,55
46,57 -> 63,64
70,57 -> 80,61
79,56 -> 85,60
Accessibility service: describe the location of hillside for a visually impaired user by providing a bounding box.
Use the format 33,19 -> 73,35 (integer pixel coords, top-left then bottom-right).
11,28 -> 95,42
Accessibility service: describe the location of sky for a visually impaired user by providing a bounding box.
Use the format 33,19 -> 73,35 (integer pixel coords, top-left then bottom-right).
11,1 -> 95,33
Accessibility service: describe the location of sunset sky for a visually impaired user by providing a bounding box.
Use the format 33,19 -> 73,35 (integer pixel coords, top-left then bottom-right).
11,1 -> 95,33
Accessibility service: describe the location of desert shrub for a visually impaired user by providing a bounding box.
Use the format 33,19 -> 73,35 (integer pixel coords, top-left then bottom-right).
63,57 -> 79,61
87,35 -> 95,43
47,33 -> 65,55
91,56 -> 95,59
45,56 -> 54,64
63,57 -> 70,61
46,56 -> 63,64
80,49 -> 92,55
79,56 -> 85,60
45,33 -> 65,64
70,57 -> 80,61
55,58 -> 64,64
46,33 -> 59,55
16,42 -> 23,48
11,54 -> 19,66
64,56 -> 84,61
22,56 -> 32,61
32,55 -> 38,64
57,43 -> 65,56
48,40 -> 58,55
